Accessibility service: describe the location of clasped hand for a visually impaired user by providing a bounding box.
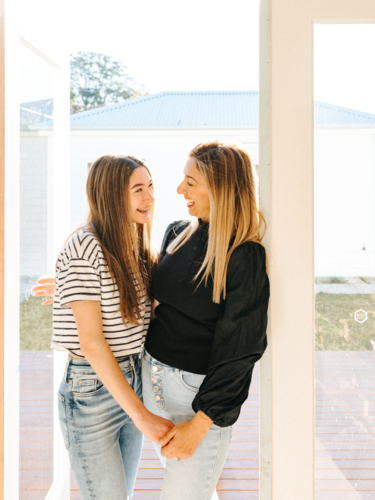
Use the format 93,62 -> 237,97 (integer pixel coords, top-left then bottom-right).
158,411 -> 213,460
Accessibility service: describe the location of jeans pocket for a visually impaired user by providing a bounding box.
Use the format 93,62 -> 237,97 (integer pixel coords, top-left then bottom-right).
57,392 -> 70,449
72,374 -> 105,398
179,371 -> 205,392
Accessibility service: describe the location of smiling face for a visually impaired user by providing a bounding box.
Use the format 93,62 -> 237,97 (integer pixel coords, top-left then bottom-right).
128,166 -> 155,224
177,157 -> 210,221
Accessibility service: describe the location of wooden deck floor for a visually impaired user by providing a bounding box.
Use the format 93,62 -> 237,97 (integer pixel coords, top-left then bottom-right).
19,351 -> 375,500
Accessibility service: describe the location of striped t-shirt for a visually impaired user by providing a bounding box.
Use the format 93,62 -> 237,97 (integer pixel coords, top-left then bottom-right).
51,228 -> 151,358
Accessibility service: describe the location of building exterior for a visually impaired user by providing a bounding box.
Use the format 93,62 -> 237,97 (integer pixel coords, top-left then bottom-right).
23,91 -> 375,282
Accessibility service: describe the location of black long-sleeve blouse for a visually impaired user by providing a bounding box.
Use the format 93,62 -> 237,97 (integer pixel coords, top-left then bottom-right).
145,219 -> 269,427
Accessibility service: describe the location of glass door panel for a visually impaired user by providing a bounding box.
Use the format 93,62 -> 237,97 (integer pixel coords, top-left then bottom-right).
314,24 -> 375,500
19,41 -> 56,497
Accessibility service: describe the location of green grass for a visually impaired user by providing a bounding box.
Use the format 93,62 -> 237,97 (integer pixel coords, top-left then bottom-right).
19,293 -> 375,351
315,293 -> 375,351
20,296 -> 53,350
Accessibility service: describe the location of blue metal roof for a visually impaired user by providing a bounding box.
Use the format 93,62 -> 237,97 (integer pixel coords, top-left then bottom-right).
68,91 -> 260,128
38,91 -> 375,128
314,101 -> 375,125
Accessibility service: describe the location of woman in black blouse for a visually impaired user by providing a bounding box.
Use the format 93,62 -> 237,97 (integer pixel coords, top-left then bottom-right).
142,140 -> 269,500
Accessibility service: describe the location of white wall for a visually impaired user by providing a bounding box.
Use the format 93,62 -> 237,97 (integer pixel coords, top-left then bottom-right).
20,132 -> 50,278
70,128 -> 259,247
21,125 -> 375,278
314,128 -> 375,277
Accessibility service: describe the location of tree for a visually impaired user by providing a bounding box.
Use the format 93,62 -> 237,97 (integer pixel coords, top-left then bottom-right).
70,52 -> 147,114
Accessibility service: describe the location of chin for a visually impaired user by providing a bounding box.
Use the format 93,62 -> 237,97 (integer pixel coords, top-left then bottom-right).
132,214 -> 150,224
187,207 -> 197,217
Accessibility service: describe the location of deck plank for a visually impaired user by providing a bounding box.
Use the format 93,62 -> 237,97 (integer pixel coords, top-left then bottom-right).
19,350 -> 375,499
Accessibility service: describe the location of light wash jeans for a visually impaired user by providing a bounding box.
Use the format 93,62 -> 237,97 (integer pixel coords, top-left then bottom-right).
142,350 -> 233,500
58,354 -> 143,500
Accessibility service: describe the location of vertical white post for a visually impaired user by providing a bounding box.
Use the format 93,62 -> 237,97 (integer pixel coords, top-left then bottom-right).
44,350 -> 70,500
3,0 -> 20,497
260,1 -> 316,498
45,42 -> 71,500
259,1 -> 272,499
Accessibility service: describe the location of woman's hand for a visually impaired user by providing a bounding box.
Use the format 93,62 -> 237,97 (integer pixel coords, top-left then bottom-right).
151,299 -> 160,320
158,411 -> 213,460
133,411 -> 175,444
32,275 -> 56,305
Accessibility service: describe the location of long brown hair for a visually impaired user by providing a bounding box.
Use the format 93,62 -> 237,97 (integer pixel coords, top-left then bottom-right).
86,154 -> 157,325
168,140 -> 266,303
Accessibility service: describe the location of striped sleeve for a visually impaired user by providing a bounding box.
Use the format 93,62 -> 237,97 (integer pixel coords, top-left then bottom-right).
57,239 -> 101,308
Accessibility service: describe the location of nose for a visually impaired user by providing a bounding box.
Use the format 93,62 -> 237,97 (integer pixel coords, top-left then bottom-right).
145,187 -> 155,203
177,179 -> 186,195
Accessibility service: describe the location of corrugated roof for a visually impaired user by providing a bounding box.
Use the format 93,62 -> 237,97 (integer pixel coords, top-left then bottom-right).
20,98 -> 54,127
68,91 -> 260,128
38,91 -> 375,128
314,101 -> 375,125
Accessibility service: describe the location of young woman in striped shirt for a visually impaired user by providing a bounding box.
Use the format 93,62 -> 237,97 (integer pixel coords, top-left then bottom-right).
46,154 -> 174,500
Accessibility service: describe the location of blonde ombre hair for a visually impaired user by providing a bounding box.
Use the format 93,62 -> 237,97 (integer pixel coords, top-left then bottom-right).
168,140 -> 266,303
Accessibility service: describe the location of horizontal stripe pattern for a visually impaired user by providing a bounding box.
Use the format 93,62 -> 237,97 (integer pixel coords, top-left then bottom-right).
52,229 -> 150,358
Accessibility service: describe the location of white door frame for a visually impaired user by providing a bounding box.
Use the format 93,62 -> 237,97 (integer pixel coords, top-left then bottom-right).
259,1 -> 375,499
3,0 -> 70,497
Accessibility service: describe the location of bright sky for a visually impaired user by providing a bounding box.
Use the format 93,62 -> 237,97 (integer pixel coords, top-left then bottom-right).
21,0 -> 375,115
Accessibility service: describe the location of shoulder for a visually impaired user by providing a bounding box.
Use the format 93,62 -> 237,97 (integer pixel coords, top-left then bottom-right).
227,240 -> 267,282
230,240 -> 266,263
225,241 -> 269,299
160,220 -> 191,253
59,228 -> 102,265
164,220 -> 191,239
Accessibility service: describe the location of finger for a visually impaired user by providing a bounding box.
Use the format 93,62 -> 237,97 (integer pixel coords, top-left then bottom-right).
160,438 -> 174,453
33,284 -> 54,292
34,292 -> 53,299
33,284 -> 48,292
166,450 -> 184,460
42,299 -> 54,305
161,445 -> 175,457
37,276 -> 55,284
160,437 -> 175,454
33,288 -> 53,296
160,437 -> 179,457
159,427 -> 177,447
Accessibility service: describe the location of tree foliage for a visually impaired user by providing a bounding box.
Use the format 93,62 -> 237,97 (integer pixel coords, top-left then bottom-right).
70,52 -> 147,114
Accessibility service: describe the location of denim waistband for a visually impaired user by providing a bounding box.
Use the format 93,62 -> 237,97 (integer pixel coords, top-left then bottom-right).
144,349 -> 176,370
63,353 -> 140,383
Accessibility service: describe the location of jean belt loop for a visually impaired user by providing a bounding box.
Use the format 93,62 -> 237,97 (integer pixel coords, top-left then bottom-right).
63,356 -> 71,384
129,355 -> 135,369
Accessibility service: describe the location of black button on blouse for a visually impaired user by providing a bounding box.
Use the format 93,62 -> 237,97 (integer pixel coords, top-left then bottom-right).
145,220 -> 269,427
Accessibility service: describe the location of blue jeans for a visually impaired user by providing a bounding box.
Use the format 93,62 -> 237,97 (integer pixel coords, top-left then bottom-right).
58,355 -> 143,500
142,350 -> 233,500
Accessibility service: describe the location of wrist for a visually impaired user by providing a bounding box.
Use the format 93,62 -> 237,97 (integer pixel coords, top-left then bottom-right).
128,403 -> 150,425
193,411 -> 213,433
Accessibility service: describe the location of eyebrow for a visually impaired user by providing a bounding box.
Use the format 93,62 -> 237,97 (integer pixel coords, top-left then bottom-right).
186,175 -> 198,183
130,180 -> 153,190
